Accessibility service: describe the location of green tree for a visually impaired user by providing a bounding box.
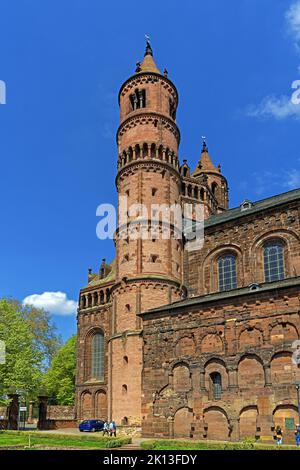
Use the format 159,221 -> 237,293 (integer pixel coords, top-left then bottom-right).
43,335 -> 76,405
0,300 -> 43,402
10,300 -> 62,368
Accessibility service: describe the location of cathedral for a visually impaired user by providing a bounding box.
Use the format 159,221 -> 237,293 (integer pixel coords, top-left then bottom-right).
75,42 -> 300,442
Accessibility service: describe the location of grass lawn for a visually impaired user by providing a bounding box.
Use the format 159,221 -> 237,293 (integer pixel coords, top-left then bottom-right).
141,439 -> 300,451
0,431 -> 131,449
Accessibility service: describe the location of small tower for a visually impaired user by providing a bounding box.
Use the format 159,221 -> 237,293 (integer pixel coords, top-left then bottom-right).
110,40 -> 185,425
192,140 -> 228,212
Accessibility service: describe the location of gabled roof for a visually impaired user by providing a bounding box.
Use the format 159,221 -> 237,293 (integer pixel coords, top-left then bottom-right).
204,187 -> 300,229
140,275 -> 300,316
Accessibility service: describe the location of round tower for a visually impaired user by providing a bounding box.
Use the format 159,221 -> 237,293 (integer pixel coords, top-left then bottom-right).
108,42 -> 185,425
192,140 -> 229,212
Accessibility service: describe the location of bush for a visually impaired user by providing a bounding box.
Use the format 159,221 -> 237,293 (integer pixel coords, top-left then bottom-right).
141,438 -> 300,451
140,440 -> 156,450
105,437 -> 131,448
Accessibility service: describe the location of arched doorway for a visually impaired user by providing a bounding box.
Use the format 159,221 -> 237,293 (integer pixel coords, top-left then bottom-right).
174,407 -> 193,438
239,406 -> 258,439
81,391 -> 92,419
95,390 -> 107,420
273,405 -> 299,443
204,407 -> 229,441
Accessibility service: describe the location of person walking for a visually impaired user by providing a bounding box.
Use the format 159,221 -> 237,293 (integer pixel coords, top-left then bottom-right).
275,425 -> 283,445
103,421 -> 109,436
295,424 -> 300,446
109,420 -> 117,437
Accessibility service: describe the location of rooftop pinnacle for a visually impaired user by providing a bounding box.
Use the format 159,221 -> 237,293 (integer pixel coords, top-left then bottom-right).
192,139 -> 220,177
135,39 -> 161,74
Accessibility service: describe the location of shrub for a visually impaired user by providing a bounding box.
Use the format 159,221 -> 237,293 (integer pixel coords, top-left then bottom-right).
105,437 -> 131,448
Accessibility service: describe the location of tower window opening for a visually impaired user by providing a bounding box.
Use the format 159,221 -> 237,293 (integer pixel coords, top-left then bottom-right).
211,182 -> 218,197
150,254 -> 159,263
152,188 -> 158,196
125,304 -> 131,312
169,98 -> 176,120
122,384 -> 128,395
130,89 -> 146,110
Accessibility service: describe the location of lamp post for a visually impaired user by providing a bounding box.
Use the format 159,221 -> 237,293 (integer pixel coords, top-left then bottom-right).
294,381 -> 300,426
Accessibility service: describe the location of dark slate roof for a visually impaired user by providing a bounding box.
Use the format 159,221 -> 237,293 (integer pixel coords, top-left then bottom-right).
198,188 -> 300,230
140,276 -> 300,316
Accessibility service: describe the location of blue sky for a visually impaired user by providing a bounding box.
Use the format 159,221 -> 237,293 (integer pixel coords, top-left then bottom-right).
0,0 -> 300,341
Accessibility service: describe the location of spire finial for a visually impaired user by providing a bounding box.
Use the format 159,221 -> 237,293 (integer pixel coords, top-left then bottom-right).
201,136 -> 208,152
144,35 -> 153,56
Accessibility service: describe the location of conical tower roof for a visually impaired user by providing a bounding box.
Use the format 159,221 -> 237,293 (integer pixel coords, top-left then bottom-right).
135,40 -> 161,74
192,141 -> 220,177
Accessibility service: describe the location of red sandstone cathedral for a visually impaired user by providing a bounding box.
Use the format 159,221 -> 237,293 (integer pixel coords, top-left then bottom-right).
75,42 -> 300,442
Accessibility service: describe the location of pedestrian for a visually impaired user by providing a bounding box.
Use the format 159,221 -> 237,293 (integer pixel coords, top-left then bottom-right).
109,420 -> 117,437
295,424 -> 300,446
275,425 -> 283,445
103,420 -> 109,436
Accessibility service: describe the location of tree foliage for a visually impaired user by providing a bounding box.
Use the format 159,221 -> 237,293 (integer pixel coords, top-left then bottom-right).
0,299 -> 63,404
0,300 -> 43,401
10,300 -> 62,368
43,335 -> 76,405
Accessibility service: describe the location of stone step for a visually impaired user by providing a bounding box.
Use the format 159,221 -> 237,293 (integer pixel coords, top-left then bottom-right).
120,444 -> 141,450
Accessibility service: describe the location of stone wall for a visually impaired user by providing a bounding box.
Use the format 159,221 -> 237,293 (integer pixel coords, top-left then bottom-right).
46,405 -> 75,420
185,201 -> 300,296
141,279 -> 300,443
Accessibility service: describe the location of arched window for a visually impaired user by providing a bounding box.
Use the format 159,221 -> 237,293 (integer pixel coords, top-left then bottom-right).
211,182 -> 218,197
218,254 -> 237,292
92,332 -> 104,380
210,372 -> 222,400
130,89 -> 146,110
264,240 -> 285,282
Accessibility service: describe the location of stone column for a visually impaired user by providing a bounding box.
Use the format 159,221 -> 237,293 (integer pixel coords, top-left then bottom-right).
200,371 -> 206,392
229,417 -> 240,442
37,396 -> 48,430
27,400 -> 35,424
228,368 -> 238,389
168,416 -> 174,438
264,365 -> 272,386
7,394 -> 19,430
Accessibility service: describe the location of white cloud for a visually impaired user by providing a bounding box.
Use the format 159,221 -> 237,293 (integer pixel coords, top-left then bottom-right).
246,1 -> 300,121
247,95 -> 300,120
252,166 -> 300,196
23,291 -> 77,316
286,1 -> 300,44
285,168 -> 300,188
